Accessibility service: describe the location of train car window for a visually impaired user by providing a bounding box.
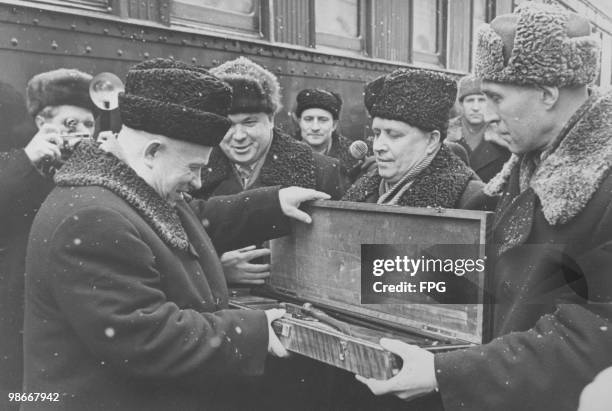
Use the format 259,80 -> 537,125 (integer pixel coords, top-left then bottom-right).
29,0 -> 110,12
315,0 -> 364,52
412,0 -> 446,67
370,0 -> 411,63
413,0 -> 437,54
171,0 -> 260,35
472,0 -> 487,68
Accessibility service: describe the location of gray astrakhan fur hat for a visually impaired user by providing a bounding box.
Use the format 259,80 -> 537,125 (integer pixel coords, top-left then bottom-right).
210,57 -> 282,115
475,2 -> 600,87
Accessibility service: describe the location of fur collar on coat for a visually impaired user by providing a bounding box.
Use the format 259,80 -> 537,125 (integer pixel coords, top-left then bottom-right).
342,144 -> 475,208
54,140 -> 189,250
484,90 -> 612,225
201,129 -> 317,190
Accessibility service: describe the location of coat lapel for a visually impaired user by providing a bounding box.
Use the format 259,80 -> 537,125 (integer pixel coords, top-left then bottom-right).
200,129 -> 317,195
485,90 -> 612,227
342,144 -> 475,208
492,169 -> 536,256
530,92 -> 612,225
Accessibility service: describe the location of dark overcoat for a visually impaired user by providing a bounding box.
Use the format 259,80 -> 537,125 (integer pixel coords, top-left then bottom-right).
22,142 -> 291,411
446,116 -> 511,183
196,129 -> 347,409
435,91 -> 612,410
196,129 -> 346,199
296,130 -> 363,182
325,132 -> 361,177
0,149 -> 53,411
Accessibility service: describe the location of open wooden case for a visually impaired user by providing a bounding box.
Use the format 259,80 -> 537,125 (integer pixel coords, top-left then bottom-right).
230,200 -> 494,379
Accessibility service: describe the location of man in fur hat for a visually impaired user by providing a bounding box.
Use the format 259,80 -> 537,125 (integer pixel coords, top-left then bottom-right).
193,57 -> 345,410
0,69 -> 95,411
22,58 -> 328,411
198,57 -> 345,201
293,88 -> 364,181
342,68 -> 484,209
446,74 -> 510,182
195,57 -> 346,286
357,3 -> 612,411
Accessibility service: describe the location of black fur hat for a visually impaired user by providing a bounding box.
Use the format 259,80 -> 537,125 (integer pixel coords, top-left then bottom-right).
364,68 -> 457,140
26,68 -> 94,117
295,88 -> 342,119
119,58 -> 232,146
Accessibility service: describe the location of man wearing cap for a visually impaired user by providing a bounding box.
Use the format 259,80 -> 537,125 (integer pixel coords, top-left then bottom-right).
356,3 -> 612,411
22,58 -> 328,411
0,69 -> 95,410
446,74 -> 510,182
342,68 -> 484,209
294,88 -> 363,181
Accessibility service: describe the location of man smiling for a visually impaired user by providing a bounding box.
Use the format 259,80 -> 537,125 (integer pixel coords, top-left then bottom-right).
198,57 -> 345,200
22,58 -> 329,411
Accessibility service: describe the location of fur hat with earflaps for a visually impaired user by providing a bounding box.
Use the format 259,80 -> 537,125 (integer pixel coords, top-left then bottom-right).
26,68 -> 94,118
210,56 -> 282,115
295,88 -> 342,119
475,2 -> 600,87
364,68 -> 457,140
119,58 -> 232,146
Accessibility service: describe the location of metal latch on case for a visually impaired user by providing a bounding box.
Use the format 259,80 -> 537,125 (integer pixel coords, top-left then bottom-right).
338,340 -> 348,361
272,320 -> 292,338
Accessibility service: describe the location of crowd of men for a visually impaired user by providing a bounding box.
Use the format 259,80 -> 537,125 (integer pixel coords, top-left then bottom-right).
0,2 -> 610,410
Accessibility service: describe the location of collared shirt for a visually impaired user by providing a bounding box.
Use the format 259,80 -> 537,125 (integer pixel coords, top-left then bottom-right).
231,141 -> 272,189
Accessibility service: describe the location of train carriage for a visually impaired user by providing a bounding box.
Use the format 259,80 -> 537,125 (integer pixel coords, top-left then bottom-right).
1,0 -> 610,142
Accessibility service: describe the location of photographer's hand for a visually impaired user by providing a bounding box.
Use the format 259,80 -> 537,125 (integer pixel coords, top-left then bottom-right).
24,125 -> 63,166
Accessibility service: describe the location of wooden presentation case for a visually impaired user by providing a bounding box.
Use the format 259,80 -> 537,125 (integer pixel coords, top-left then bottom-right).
230,200 -> 494,379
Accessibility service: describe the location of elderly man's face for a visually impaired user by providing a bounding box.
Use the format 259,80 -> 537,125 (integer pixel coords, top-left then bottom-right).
372,117 -> 435,185
461,94 -> 487,126
149,139 -> 212,205
481,81 -> 550,154
220,112 -> 273,166
299,108 -> 337,150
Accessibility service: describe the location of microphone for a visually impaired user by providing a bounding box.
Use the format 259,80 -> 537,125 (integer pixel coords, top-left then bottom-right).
347,140 -> 370,180
348,140 -> 368,160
